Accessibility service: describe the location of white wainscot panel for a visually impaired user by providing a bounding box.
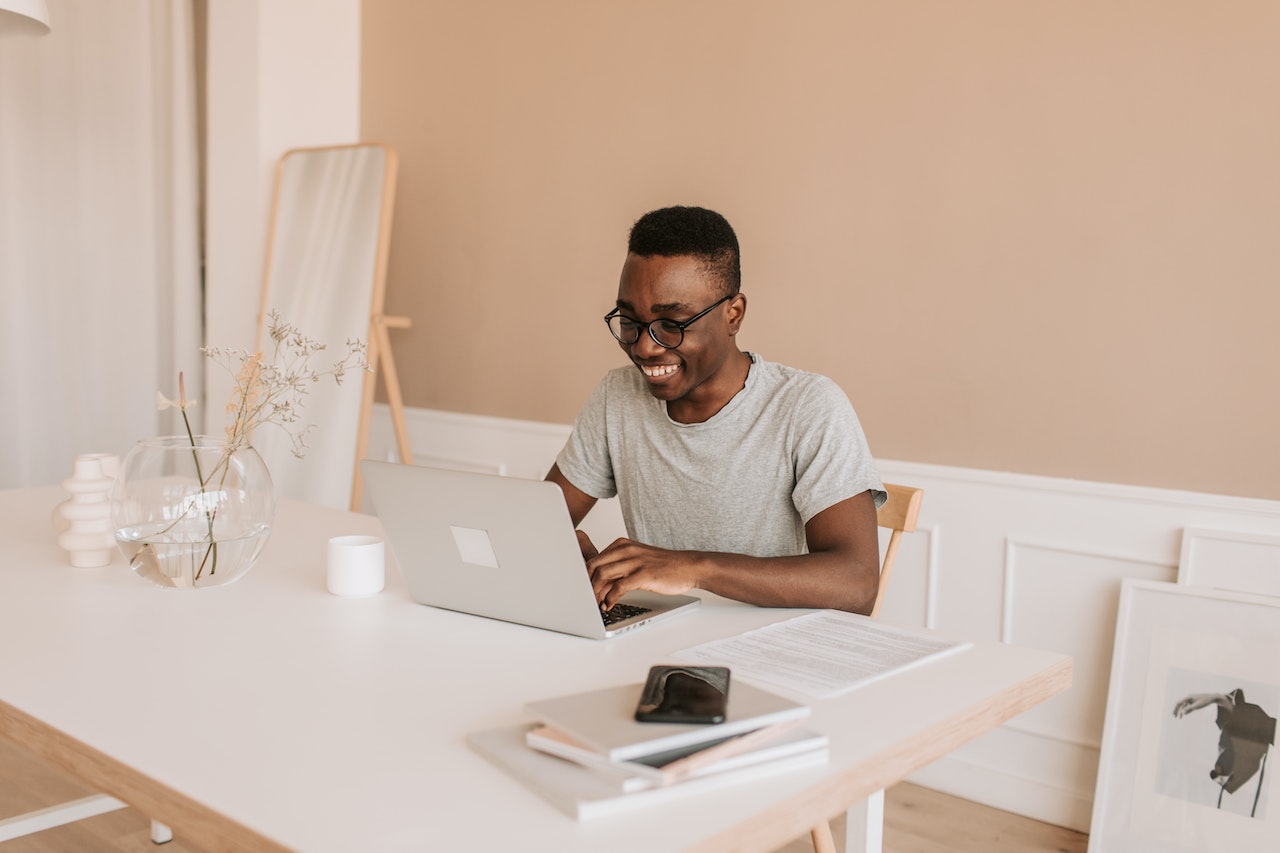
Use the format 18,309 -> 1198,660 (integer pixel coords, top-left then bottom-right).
1178,526 -> 1280,596
1003,537 -> 1176,746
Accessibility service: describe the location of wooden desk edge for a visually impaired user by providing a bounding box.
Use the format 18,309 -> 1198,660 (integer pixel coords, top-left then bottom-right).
0,698 -> 293,853
682,652 -> 1074,853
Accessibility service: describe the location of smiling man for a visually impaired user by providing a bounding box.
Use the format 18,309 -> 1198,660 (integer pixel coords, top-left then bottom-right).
546,206 -> 886,615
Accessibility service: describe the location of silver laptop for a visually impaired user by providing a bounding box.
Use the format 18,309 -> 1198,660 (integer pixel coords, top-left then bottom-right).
359,460 -> 700,639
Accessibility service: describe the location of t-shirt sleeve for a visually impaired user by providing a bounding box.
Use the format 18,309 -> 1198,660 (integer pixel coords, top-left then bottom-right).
790,377 -> 886,523
554,374 -> 619,500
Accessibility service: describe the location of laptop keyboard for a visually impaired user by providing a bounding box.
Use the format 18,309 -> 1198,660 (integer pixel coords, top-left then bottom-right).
601,603 -> 652,627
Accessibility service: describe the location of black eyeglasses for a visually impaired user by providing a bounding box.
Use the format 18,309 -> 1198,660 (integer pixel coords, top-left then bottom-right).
603,293 -> 734,349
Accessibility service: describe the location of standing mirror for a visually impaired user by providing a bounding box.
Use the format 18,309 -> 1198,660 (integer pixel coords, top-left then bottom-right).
255,143 -> 413,511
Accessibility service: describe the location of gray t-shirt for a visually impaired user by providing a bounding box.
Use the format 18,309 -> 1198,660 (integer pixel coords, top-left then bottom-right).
555,353 -> 885,558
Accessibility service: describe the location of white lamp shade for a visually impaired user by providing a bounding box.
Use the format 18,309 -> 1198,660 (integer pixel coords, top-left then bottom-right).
0,0 -> 51,36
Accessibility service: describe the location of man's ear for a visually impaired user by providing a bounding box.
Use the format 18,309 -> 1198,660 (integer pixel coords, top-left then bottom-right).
726,293 -> 747,336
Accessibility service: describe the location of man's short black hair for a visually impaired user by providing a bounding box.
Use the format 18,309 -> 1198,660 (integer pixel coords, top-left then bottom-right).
627,206 -> 741,296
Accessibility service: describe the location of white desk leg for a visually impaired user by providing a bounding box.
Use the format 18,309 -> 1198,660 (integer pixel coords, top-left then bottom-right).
0,794 -> 127,841
151,819 -> 174,843
842,788 -> 884,853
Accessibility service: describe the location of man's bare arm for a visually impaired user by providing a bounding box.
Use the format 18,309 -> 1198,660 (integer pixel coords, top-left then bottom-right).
545,463 -> 597,526
545,464 -> 602,561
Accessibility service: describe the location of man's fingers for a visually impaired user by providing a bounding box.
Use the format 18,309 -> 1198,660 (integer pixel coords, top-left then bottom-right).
575,529 -> 599,561
588,541 -> 642,607
600,576 -> 634,611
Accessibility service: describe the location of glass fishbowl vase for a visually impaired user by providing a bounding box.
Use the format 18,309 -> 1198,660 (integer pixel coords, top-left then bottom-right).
111,436 -> 276,589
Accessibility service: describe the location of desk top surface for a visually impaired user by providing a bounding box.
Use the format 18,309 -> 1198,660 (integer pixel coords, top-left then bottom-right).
0,486 -> 1070,853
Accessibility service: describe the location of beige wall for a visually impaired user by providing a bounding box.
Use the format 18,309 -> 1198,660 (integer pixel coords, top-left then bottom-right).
361,1 -> 1280,500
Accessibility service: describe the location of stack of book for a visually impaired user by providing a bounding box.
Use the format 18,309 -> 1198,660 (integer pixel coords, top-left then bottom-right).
467,678 -> 828,820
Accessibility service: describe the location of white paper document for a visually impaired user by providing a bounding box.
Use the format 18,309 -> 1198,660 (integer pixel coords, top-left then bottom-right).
673,610 -> 971,699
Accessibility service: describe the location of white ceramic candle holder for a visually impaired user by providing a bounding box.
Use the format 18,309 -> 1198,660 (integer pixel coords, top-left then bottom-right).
53,452 -> 119,568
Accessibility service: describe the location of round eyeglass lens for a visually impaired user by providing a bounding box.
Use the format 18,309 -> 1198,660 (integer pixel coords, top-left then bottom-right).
650,321 -> 684,348
608,315 -> 641,344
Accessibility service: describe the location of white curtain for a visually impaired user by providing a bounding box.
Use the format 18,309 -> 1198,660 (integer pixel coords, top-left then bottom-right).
0,0 -> 201,489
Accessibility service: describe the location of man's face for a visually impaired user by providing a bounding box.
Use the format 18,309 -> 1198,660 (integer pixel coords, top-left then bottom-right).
613,253 -> 744,412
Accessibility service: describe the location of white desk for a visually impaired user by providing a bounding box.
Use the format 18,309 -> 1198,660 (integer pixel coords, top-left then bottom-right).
0,486 -> 1070,852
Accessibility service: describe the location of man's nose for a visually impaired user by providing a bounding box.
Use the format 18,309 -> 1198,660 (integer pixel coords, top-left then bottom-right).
631,328 -> 667,358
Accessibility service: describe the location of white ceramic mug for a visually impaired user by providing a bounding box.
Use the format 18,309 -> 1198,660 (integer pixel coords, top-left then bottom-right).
327,535 -> 385,597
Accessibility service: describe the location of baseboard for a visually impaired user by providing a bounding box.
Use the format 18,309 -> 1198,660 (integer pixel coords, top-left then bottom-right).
909,754 -> 1094,831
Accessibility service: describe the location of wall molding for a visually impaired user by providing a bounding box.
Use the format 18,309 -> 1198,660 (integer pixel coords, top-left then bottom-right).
878,458 -> 1280,517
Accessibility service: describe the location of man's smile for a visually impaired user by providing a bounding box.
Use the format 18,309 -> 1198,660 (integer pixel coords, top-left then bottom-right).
640,363 -> 680,379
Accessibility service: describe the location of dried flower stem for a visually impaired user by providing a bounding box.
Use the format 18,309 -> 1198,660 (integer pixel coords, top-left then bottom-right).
203,311 -> 369,459
157,311 -> 370,583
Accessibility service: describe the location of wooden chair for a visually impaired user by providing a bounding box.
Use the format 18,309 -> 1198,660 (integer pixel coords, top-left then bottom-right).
868,483 -> 924,620
809,482 -> 924,853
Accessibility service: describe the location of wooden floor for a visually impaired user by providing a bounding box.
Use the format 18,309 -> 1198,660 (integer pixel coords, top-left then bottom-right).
1,736 -> 1087,852
774,786 -> 1088,853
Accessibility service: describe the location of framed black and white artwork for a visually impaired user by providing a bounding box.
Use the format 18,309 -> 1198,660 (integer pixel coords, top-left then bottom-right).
1089,580 -> 1278,852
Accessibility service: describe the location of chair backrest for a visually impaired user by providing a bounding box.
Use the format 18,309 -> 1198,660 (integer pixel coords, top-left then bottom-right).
870,483 -> 924,619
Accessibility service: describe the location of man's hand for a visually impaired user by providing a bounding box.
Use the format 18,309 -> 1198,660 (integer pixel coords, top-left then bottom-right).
587,538 -> 700,610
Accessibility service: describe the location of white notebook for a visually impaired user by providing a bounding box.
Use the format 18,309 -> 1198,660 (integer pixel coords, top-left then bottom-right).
467,723 -> 829,821
523,678 -> 809,762
526,720 -> 828,790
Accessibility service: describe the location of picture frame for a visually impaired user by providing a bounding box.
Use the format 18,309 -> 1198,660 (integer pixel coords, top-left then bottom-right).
1178,527 -> 1280,597
1088,579 -> 1279,852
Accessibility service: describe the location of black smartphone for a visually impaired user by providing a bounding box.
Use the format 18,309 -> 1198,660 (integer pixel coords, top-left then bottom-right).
634,665 -> 731,724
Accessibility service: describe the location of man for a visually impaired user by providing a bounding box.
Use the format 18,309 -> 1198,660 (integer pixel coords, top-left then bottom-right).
546,206 -> 885,615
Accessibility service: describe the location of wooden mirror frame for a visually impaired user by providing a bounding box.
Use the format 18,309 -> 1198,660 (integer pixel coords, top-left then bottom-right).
256,142 -> 413,512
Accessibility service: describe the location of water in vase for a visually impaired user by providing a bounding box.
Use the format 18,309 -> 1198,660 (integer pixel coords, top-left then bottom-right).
115,521 -> 270,589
